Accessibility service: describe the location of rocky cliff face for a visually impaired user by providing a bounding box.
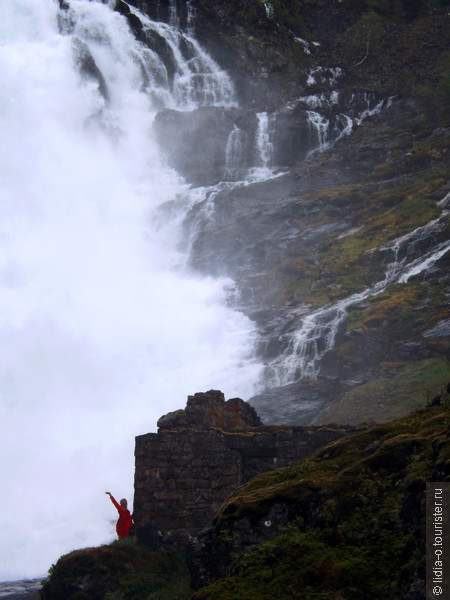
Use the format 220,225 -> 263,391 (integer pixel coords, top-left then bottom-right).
180,96 -> 450,424
136,0 -> 450,426
133,390 -> 360,545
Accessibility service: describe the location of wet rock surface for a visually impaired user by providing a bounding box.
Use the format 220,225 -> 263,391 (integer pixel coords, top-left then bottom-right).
180,97 -> 450,423
120,0 -> 450,427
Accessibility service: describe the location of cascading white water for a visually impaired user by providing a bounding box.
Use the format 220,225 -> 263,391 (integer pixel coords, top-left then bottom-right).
129,4 -> 236,110
307,110 -> 330,152
255,112 -> 274,168
224,125 -> 246,181
243,111 -> 277,180
261,0 -> 275,19
0,0 -> 262,581
266,211 -> 450,385
186,0 -> 196,36
303,92 -> 390,154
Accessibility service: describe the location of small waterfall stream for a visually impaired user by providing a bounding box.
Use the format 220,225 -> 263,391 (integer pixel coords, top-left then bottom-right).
224,125 -> 246,180
265,206 -> 450,385
304,92 -> 389,153
255,111 -> 275,168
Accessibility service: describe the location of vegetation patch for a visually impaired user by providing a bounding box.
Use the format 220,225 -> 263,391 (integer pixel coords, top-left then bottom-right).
40,540 -> 192,600
278,166 -> 446,306
191,404 -> 450,599
346,282 -> 427,331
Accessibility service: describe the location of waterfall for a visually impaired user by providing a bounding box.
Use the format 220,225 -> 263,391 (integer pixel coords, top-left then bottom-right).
224,125 -> 246,181
261,0 -> 275,18
302,91 -> 391,154
168,0 -> 179,28
243,111 -> 277,180
186,0 -> 196,35
354,94 -> 387,125
0,0 -> 262,581
128,5 -> 236,110
307,110 -> 330,151
223,112 -> 283,183
255,112 -> 274,168
266,213 -> 450,385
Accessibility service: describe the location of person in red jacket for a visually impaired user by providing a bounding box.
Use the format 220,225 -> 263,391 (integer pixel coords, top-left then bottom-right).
105,491 -> 134,539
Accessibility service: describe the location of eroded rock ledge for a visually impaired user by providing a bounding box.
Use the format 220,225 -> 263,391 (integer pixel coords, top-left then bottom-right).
133,390 -> 362,546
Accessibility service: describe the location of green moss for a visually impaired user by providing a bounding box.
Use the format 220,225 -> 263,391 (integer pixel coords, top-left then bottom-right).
192,405 -> 450,599
329,193 -> 439,264
268,0 -> 313,36
346,282 -> 426,331
272,162 -> 447,308
41,542 -> 192,600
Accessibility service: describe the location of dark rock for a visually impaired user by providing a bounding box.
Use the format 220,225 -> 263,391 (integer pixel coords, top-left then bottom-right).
152,107 -> 253,185
187,407 -> 449,596
397,341 -> 431,361
188,0 -> 300,106
112,0 -> 146,42
272,108 -> 314,166
188,501 -> 290,589
71,38 -> 109,101
135,525 -> 160,549
429,394 -> 443,406
179,94 -> 449,426
423,318 -> 450,338
248,378 -> 346,425
402,562 -> 426,600
152,101 -> 373,185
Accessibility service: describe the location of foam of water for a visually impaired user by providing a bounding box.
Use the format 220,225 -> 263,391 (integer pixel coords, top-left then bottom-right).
0,0 -> 262,580
129,4 -> 236,110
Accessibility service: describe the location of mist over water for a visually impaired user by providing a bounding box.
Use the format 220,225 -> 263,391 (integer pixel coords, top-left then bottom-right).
0,0 -> 262,580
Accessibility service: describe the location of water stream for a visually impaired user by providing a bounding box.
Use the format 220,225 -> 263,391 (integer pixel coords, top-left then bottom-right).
0,0 -> 262,581
265,209 -> 450,385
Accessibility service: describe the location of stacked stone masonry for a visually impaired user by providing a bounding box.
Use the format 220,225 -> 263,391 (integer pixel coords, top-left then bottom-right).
133,390 -> 358,543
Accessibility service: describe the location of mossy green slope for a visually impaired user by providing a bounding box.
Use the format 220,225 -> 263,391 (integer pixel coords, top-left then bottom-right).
274,138 -> 449,310
40,540 -> 192,600
191,404 -> 450,599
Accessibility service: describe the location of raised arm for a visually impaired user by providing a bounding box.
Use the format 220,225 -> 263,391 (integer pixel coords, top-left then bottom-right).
106,491 -> 121,511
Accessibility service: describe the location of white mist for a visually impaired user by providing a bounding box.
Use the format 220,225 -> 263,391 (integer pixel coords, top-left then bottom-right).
0,0 -> 262,580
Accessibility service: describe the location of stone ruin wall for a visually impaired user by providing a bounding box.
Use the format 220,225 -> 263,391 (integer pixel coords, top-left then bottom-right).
133,390 -> 358,544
